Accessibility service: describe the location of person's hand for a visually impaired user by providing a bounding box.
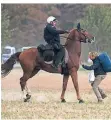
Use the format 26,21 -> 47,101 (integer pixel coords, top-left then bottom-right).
80,61 -> 84,66
81,62 -> 86,68
82,64 -> 85,67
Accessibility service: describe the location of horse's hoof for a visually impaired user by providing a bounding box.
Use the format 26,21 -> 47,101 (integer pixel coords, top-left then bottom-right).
23,94 -> 31,102
24,98 -> 28,102
61,99 -> 66,103
26,94 -> 31,100
79,99 -> 84,103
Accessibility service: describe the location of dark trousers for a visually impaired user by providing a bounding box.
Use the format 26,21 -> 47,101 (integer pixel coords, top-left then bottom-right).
49,42 -> 65,67
53,47 -> 65,67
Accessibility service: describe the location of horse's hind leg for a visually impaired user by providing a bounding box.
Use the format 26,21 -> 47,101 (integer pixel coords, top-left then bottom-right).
30,67 -> 40,78
25,68 -> 40,101
25,83 -> 31,101
20,72 -> 31,102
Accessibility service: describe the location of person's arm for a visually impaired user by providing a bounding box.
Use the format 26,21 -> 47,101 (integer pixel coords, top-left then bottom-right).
82,59 -> 100,70
47,25 -> 68,35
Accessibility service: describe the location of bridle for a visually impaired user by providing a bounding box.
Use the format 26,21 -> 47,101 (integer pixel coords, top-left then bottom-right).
79,29 -> 89,43
60,29 -> 90,44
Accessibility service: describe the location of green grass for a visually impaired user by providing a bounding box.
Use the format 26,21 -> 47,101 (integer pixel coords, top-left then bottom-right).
2,90 -> 111,119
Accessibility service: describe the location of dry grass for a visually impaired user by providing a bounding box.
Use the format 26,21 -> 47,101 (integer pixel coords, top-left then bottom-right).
2,90 -> 111,119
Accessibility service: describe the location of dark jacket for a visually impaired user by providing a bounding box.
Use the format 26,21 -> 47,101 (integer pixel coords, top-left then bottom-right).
44,23 -> 67,45
82,57 -> 106,77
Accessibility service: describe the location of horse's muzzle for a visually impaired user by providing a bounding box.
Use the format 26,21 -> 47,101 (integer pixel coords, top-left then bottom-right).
88,37 -> 95,43
91,37 -> 95,42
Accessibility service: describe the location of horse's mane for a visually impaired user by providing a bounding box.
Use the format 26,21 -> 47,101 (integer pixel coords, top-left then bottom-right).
65,29 -> 76,46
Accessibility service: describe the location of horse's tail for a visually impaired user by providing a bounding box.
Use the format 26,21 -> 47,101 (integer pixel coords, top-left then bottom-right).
1,52 -> 21,78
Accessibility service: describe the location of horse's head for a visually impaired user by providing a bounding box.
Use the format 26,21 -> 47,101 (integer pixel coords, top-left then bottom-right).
67,23 -> 95,44
76,23 -> 95,43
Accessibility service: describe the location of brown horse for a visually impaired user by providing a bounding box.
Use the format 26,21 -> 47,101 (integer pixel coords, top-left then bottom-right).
1,23 -> 95,103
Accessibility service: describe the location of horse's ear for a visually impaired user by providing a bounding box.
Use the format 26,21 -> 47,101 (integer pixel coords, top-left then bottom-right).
77,23 -> 81,30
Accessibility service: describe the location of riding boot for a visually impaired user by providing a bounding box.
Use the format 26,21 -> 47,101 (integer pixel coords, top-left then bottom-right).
53,47 -> 65,68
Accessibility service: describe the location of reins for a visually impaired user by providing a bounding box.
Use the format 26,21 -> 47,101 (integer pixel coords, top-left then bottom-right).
60,31 -> 87,47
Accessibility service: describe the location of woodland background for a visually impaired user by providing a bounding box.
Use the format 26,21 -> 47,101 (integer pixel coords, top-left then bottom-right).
1,4 -> 111,61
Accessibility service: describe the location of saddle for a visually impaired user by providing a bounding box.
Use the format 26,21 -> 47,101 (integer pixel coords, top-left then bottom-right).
37,44 -> 54,62
37,44 -> 69,75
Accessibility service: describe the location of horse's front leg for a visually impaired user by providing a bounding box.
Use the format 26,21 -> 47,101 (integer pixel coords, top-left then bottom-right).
70,68 -> 84,103
61,75 -> 69,102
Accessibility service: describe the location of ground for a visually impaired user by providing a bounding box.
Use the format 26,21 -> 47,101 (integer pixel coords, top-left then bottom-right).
1,68 -> 111,119
2,68 -> 111,91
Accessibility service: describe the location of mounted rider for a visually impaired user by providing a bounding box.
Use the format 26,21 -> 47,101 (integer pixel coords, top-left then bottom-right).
44,16 -> 69,69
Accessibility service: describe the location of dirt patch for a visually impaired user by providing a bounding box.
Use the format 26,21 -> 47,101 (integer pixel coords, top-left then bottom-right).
1,68 -> 111,91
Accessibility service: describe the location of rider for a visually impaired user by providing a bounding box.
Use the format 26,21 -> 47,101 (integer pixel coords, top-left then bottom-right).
44,16 -> 69,70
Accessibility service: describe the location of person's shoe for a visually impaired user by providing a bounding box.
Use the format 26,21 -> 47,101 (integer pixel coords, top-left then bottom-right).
98,99 -> 103,103
101,94 -> 107,99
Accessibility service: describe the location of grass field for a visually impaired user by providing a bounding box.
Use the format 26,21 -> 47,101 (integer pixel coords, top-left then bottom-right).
1,69 -> 111,119
2,90 -> 111,119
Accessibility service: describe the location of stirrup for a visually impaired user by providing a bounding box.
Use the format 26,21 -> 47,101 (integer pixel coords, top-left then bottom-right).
51,64 -> 58,69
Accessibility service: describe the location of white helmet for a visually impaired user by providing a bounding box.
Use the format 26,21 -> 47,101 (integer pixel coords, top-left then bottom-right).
47,16 -> 56,23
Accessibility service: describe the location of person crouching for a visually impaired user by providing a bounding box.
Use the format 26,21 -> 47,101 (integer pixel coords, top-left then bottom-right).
82,51 -> 107,103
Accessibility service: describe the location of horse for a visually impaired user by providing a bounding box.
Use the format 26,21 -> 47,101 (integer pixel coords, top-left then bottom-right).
1,23 -> 95,103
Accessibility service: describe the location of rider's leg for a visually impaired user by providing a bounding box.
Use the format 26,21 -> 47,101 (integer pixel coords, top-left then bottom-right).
53,47 -> 65,68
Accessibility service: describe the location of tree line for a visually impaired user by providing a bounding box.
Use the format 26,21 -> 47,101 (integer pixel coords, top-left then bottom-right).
1,4 -> 111,60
